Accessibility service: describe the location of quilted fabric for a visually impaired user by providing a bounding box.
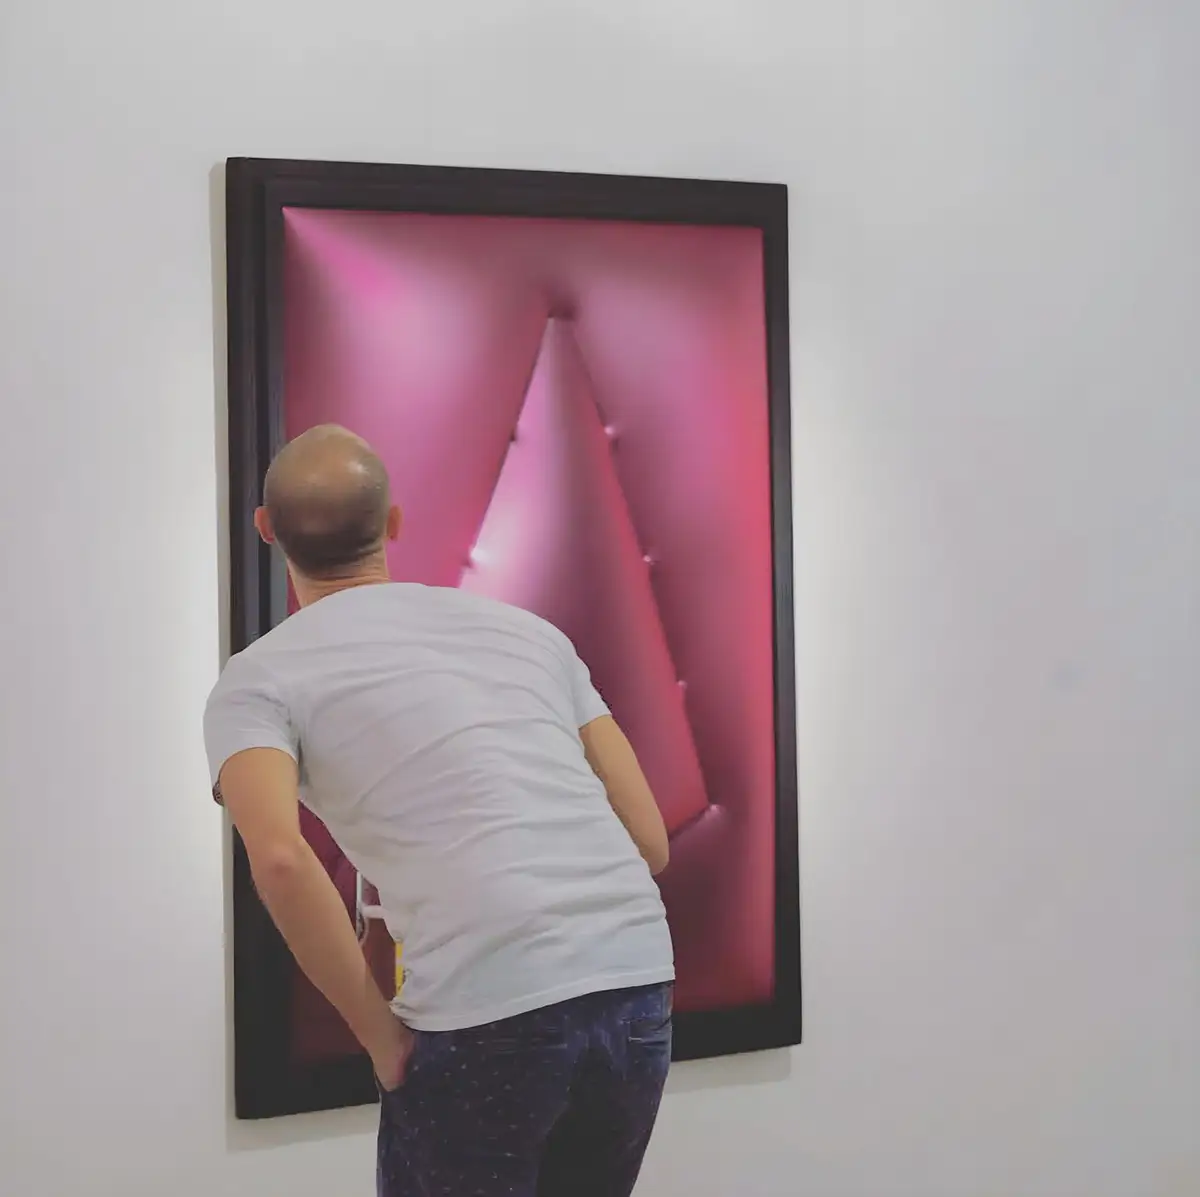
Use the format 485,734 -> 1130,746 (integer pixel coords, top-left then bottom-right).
280,209 -> 777,1062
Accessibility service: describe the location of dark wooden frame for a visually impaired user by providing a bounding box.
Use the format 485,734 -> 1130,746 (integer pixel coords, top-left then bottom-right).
224,156 -> 800,1119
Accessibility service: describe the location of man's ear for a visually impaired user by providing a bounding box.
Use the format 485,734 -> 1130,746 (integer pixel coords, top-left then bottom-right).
254,506 -> 276,545
385,505 -> 403,542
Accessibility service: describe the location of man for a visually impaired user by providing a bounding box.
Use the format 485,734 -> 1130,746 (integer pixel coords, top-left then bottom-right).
204,424 -> 674,1196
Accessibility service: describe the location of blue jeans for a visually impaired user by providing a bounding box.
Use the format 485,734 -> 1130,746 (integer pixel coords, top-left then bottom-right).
377,983 -> 672,1196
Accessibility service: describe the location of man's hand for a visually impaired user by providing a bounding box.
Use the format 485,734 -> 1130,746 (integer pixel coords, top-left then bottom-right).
369,1018 -> 416,1092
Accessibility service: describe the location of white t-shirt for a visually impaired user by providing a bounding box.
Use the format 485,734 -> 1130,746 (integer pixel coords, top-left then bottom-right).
203,582 -> 674,1031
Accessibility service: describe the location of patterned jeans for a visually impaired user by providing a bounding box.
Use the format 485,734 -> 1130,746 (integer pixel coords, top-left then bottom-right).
377,983 -> 673,1197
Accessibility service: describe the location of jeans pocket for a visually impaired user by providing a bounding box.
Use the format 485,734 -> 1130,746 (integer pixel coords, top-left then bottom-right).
628,1012 -> 672,1045
627,986 -> 674,1045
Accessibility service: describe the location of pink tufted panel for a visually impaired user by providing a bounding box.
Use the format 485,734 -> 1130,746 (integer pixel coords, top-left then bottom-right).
280,209 -> 776,1062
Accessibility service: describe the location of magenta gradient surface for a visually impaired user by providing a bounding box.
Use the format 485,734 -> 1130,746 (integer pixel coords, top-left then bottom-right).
281,208 -> 777,1059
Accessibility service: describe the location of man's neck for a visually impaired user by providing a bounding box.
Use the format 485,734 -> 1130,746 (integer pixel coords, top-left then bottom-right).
293,564 -> 391,608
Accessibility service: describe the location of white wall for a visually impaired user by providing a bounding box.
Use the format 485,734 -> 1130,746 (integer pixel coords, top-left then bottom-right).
2,1 -> 1197,1194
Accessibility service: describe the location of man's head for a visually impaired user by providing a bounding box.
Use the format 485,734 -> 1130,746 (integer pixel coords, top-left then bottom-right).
255,425 -> 401,598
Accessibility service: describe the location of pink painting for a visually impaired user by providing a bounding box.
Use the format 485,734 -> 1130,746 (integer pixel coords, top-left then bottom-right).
225,159 -> 798,1118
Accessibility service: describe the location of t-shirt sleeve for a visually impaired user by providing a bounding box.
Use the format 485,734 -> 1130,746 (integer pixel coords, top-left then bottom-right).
565,643 -> 611,729
203,656 -> 299,789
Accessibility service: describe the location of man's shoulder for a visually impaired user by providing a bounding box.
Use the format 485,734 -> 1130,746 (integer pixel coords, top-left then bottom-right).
207,607 -> 313,706
427,586 -> 562,634
458,591 -> 574,651
218,617 -> 295,673
213,586 -> 570,681
206,640 -> 275,708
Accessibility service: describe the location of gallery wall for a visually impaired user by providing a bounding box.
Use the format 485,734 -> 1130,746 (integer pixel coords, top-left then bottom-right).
2,1 -> 1197,1194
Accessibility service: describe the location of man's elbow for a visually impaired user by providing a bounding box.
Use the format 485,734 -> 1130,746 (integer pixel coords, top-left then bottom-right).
249,839 -> 309,894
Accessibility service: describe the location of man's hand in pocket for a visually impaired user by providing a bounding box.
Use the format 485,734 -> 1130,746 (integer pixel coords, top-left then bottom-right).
370,1018 -> 416,1093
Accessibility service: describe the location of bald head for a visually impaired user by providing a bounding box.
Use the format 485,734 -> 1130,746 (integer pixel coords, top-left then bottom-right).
262,425 -> 393,578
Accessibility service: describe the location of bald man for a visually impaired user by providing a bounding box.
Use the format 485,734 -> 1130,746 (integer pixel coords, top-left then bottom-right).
204,426 -> 674,1197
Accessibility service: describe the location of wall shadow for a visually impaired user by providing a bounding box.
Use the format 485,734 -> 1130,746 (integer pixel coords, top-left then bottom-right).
666,1046 -> 794,1096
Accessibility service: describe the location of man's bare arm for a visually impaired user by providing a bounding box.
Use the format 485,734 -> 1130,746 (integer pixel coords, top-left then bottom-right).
217,746 -> 411,1088
580,716 -> 670,875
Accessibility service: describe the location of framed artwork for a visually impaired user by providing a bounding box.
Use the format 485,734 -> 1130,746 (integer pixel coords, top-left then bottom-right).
224,157 -> 800,1119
